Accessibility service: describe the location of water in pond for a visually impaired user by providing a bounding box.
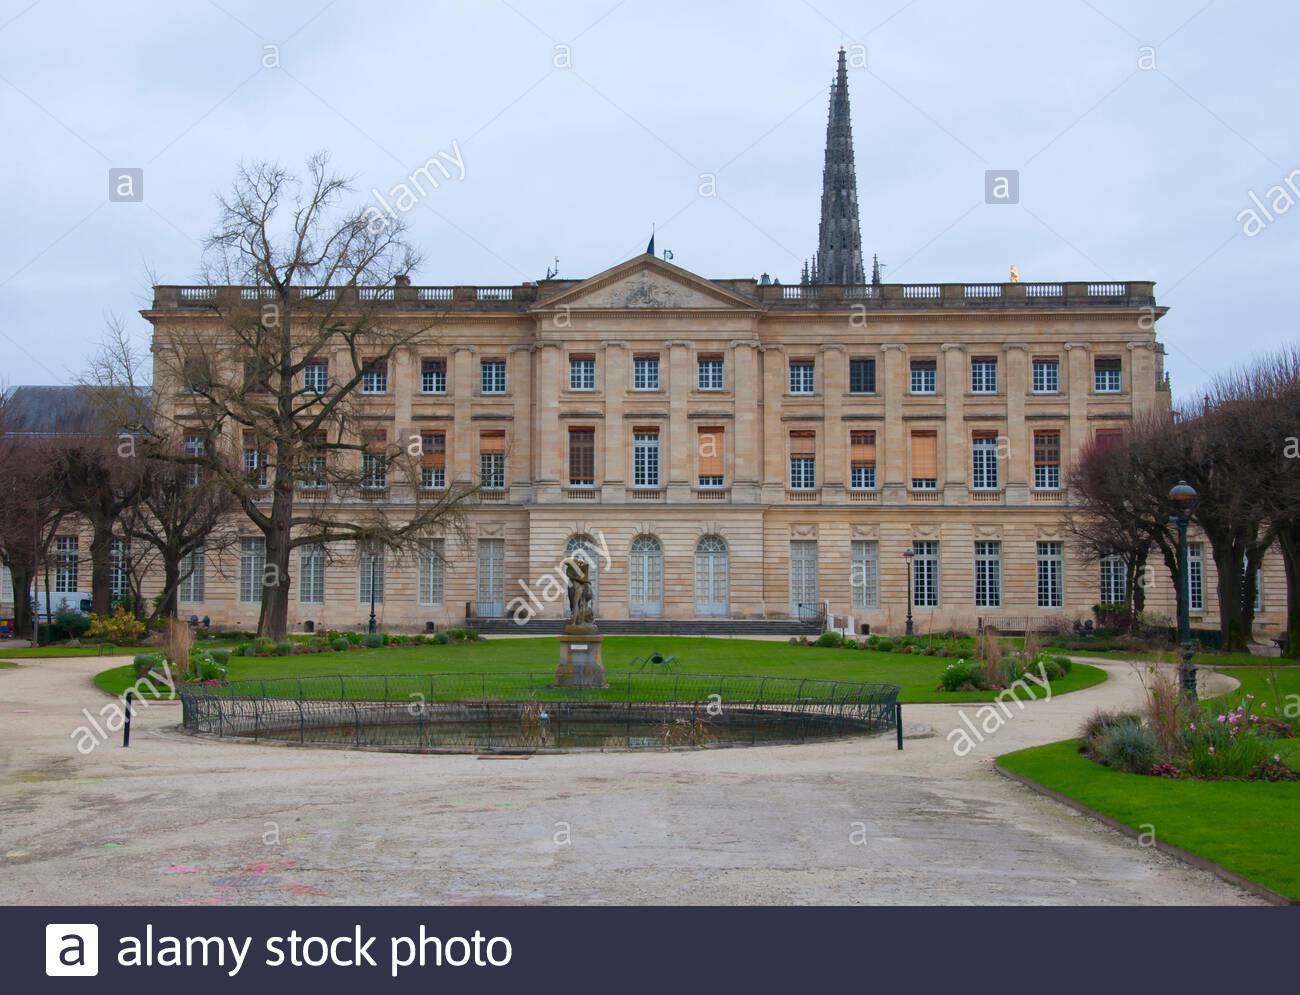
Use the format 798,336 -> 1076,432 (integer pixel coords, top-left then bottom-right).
264,713 -> 875,752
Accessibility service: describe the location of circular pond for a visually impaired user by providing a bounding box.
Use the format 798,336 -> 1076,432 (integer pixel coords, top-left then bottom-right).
178,672 -> 901,753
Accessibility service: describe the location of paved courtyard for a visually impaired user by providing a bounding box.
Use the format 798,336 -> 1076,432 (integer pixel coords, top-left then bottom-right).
0,654 -> 1259,905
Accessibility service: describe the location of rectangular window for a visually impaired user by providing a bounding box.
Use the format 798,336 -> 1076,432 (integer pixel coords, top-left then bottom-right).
849,430 -> 877,490
243,358 -> 272,394
975,541 -> 1001,608
480,358 -> 506,394
910,430 -> 938,489
633,429 -> 660,487
789,430 -> 816,490
361,359 -> 388,394
697,426 -> 724,487
239,537 -> 265,603
851,540 -> 879,610
1037,541 -> 1064,608
303,360 -> 329,394
1189,543 -> 1204,612
420,431 -> 446,489
421,357 -> 447,394
359,543 -> 385,604
568,427 -> 595,487
361,430 -> 387,489
788,359 -> 815,395
568,354 -> 596,391
971,357 -> 998,394
849,357 -> 876,394
1,567 -> 10,606
419,539 -> 445,606
179,544 -> 205,604
54,536 -> 79,593
479,431 -> 506,489
971,432 -> 999,490
242,430 -> 267,488
1099,554 -> 1126,605
477,538 -> 505,616
110,538 -> 130,600
633,355 -> 660,390
1033,431 -> 1061,490
910,360 -> 937,394
184,434 -> 205,485
913,541 -> 939,608
1094,357 -> 1122,393
697,355 -> 724,391
1094,428 -> 1123,453
1032,358 -> 1060,394
299,543 -> 325,604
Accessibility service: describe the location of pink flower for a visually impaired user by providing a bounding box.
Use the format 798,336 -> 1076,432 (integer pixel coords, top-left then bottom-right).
1274,754 -> 1282,762
1217,715 -> 1227,724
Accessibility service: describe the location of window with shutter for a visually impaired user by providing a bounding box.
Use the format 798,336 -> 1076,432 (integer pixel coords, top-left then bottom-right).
850,431 -> 876,489
568,428 -> 595,486
910,431 -> 938,489
697,426 -> 724,487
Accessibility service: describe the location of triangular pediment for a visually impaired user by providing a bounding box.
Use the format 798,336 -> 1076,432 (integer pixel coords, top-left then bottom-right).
533,255 -> 760,312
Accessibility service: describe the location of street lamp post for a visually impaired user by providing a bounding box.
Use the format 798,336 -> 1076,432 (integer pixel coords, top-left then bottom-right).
1168,480 -> 1198,700
367,555 -> 378,635
903,547 -> 915,637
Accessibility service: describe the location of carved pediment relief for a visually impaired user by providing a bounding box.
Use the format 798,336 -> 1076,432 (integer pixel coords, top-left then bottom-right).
535,256 -> 760,312
851,524 -> 879,540
791,523 -> 819,539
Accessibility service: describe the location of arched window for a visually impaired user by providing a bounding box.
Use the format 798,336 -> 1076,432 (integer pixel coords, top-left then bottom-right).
565,534 -> 601,615
695,535 -> 729,617
628,535 -> 663,617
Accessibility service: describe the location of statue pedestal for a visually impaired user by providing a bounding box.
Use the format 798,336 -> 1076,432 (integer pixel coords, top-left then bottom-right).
555,630 -> 607,688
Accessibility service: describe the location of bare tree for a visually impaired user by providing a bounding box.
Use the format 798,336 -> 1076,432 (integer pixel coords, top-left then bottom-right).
0,395 -> 68,641
148,154 -> 475,638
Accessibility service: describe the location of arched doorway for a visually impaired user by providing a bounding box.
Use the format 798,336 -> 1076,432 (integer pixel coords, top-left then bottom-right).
564,535 -> 601,616
695,535 -> 729,617
628,535 -> 663,617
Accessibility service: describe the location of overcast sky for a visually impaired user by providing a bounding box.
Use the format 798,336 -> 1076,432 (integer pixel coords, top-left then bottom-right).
1,0 -> 1295,398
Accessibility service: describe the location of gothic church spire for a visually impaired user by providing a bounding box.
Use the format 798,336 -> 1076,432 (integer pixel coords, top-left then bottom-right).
813,48 -> 866,285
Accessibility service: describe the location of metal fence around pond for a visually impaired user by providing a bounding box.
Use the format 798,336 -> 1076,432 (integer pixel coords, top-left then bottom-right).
178,672 -> 901,753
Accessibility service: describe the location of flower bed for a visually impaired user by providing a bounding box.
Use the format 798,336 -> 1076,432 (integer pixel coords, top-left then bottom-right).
1079,669 -> 1299,782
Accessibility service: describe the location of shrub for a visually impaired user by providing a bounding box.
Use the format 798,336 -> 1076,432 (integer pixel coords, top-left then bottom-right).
86,607 -> 147,645
132,652 -> 165,679
1052,654 -> 1073,675
232,642 -> 248,657
54,606 -> 92,639
250,637 -> 275,656
363,632 -> 384,649
816,630 -> 843,648
330,636 -> 350,652
464,627 -> 479,641
864,635 -> 881,650
432,632 -> 450,645
1096,722 -> 1158,773
446,627 -> 466,641
190,652 -> 227,682
842,638 -> 858,650
273,640 -> 293,656
875,637 -> 895,652
1036,657 -> 1065,681
210,649 -> 231,666
938,659 -> 981,692
1078,709 -> 1142,754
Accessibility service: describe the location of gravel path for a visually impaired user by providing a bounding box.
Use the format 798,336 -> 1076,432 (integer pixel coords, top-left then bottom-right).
0,654 -> 1259,905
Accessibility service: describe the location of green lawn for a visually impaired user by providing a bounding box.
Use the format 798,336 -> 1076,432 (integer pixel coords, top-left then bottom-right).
92,635 -> 1106,703
0,645 -> 152,659
1056,647 -> 1270,666
1210,665 -> 1300,717
998,739 -> 1300,901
